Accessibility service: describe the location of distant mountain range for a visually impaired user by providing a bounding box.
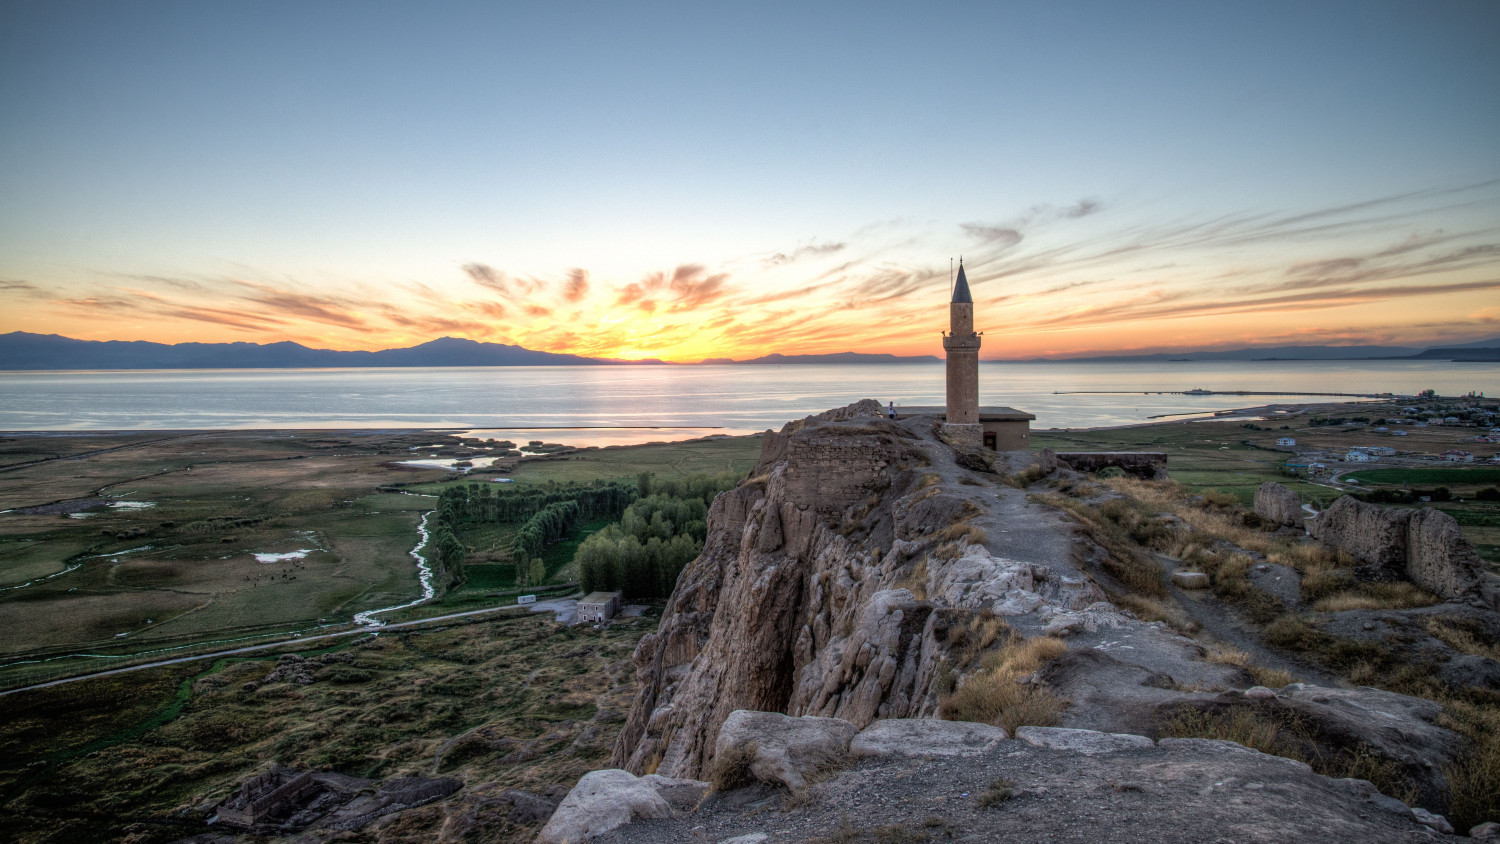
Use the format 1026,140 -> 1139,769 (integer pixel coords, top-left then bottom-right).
0,333 -> 664,369
1004,337 -> 1500,363
1,331 -> 1496,370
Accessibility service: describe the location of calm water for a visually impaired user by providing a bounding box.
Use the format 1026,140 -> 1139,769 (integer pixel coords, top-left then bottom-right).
0,361 -> 1494,435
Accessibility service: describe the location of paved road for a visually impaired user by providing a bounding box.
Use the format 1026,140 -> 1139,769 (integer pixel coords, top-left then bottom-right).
0,597 -> 579,698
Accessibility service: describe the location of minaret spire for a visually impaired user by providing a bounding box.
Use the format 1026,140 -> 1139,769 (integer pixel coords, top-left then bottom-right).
942,258 -> 981,442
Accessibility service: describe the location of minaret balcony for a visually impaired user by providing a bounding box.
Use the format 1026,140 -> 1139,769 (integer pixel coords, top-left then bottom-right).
942,334 -> 982,351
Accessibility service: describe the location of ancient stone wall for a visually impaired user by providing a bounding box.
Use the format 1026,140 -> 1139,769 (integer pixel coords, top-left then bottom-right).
1309,496 -> 1411,573
1055,452 -> 1168,479
1311,496 -> 1484,599
1405,508 -> 1483,600
783,434 -> 902,519
1254,482 -> 1304,528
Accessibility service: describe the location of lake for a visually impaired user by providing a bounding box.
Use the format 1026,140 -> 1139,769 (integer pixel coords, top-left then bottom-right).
0,360 -> 1494,437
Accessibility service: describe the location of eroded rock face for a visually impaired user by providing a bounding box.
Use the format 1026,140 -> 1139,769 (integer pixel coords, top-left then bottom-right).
610,401 -> 1080,781
1254,482 -> 1304,528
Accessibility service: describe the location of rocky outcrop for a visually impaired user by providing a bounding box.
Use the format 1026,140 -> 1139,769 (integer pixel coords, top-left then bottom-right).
1254,481 -> 1304,528
581,711 -> 1459,843
1155,682 -> 1467,810
713,710 -> 858,790
535,769 -> 707,844
1311,496 -> 1482,600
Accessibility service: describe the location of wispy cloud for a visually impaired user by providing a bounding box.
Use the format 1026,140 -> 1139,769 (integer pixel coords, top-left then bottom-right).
764,241 -> 845,266
563,268 -> 590,302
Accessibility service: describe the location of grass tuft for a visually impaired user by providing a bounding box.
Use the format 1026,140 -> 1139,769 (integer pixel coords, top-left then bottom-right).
940,635 -> 1068,733
709,741 -> 759,792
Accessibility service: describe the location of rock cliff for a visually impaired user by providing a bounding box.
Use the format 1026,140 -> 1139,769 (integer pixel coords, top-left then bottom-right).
612,401 -> 1115,779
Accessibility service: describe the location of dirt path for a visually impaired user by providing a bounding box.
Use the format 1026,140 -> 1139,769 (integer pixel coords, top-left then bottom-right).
1154,554 -> 1342,687
0,433 -> 200,474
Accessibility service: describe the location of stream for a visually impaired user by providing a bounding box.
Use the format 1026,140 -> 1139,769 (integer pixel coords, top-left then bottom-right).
352,510 -> 436,628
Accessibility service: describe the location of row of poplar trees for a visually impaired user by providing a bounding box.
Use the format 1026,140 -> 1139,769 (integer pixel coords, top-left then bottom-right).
576,471 -> 740,601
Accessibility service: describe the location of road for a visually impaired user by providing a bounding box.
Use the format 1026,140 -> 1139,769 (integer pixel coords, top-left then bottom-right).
0,597 -> 578,698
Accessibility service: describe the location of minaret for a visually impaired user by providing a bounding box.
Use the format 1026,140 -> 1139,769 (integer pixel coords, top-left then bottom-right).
942,260 -> 983,444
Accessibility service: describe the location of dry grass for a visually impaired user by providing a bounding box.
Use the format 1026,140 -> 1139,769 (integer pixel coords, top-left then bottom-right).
900,558 -> 929,600
1247,664 -> 1297,688
1440,698 -> 1500,831
933,521 -> 988,546
940,635 -> 1068,733
916,473 -> 941,489
709,741 -> 759,792
1312,582 -> 1438,613
975,777 -> 1016,808
1109,591 -> 1198,634
1426,616 -> 1500,661
1201,644 -> 1296,688
1160,707 -> 1413,802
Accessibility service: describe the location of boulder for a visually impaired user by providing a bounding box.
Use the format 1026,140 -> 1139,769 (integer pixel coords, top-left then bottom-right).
850,718 -> 1008,758
1405,508 -> 1483,600
536,769 -> 690,843
1471,821 -> 1500,839
1409,807 -> 1454,835
713,710 -> 858,790
1254,482 -> 1304,528
1014,726 -> 1155,755
1171,571 -> 1210,589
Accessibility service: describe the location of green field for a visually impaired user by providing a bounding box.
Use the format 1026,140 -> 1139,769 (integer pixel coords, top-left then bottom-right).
1343,467 -> 1500,486
0,430 -> 762,689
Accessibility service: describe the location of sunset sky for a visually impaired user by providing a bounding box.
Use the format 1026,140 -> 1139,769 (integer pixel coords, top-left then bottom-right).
2,1 -> 1498,362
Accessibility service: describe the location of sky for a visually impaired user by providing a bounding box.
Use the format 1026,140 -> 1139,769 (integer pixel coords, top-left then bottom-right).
1,1 -> 1498,362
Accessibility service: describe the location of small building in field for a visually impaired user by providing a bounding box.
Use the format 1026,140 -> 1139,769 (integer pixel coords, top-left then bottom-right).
1276,437 -> 1296,447
577,591 -> 622,623
1442,450 -> 1475,463
1345,450 -> 1375,462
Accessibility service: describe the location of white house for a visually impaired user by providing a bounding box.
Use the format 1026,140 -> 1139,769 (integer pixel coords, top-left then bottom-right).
1345,450 -> 1375,462
1442,450 -> 1474,463
1276,437 -> 1296,446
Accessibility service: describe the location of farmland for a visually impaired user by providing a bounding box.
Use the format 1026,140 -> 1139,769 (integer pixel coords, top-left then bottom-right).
0,430 -> 761,690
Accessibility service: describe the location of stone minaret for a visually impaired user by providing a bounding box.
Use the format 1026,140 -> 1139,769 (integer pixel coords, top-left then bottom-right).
941,260 -> 982,444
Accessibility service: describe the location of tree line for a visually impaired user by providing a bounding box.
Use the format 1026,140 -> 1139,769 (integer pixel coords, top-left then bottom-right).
576,471 -> 740,601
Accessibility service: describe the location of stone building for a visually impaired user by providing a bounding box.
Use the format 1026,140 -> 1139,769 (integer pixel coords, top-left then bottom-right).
577,591 -> 622,623
899,260 -> 1034,450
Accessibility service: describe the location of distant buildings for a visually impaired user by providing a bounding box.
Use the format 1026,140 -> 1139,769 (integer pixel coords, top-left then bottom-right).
1442,450 -> 1475,463
1345,450 -> 1375,462
1276,437 -> 1296,446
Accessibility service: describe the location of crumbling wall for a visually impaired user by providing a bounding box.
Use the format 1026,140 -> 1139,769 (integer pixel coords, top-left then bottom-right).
1254,482 -> 1304,528
1311,496 -> 1483,600
1055,452 -> 1168,479
1309,496 -> 1411,573
1405,508 -> 1483,600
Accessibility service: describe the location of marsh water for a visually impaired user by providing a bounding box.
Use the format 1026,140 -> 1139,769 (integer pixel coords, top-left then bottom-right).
0,360 -> 1494,437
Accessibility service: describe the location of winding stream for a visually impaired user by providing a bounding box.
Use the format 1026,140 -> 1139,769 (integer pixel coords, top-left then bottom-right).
352,510 -> 436,628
